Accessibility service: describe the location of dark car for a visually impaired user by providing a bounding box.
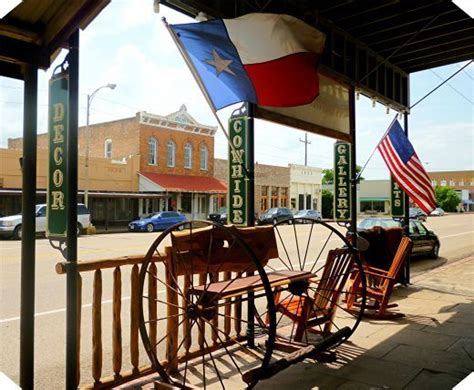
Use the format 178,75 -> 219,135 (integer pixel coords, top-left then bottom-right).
207,207 -> 227,224
409,207 -> 427,221
128,211 -> 186,232
257,207 -> 294,225
294,209 -> 322,223
358,217 -> 440,258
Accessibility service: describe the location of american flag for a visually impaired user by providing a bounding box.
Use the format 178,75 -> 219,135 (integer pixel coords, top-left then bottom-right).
378,119 -> 436,214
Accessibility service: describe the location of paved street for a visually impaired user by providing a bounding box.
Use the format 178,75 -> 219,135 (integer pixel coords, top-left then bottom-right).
0,213 -> 473,388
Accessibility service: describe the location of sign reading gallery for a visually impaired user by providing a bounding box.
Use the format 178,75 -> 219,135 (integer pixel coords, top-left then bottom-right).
228,116 -> 248,225
47,71 -> 69,238
334,141 -> 352,222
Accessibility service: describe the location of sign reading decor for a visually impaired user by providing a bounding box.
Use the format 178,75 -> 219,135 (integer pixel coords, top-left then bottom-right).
334,141 -> 351,221
228,116 -> 247,225
47,71 -> 69,238
391,176 -> 405,217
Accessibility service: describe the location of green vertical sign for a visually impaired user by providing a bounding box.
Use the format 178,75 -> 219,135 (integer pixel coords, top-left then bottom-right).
391,176 -> 405,217
228,116 -> 247,225
334,141 -> 351,221
47,71 -> 69,238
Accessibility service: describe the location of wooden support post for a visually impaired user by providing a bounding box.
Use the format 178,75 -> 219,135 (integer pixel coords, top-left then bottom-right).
148,263 -> 158,355
130,265 -> 140,374
165,258 -> 179,374
19,62 -> 37,390
112,267 -> 122,378
92,269 -> 102,383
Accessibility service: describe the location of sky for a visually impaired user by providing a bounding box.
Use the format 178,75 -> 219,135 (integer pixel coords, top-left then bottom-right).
0,0 -> 473,180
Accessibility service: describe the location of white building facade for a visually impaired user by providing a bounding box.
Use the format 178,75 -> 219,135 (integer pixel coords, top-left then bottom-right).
289,164 -> 323,212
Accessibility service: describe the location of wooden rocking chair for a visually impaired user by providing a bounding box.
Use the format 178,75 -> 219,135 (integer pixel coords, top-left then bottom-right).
346,236 -> 413,319
274,248 -> 355,343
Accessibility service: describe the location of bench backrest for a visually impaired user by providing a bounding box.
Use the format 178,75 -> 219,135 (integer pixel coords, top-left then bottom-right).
166,225 -> 278,275
313,247 -> 354,312
380,236 -> 413,291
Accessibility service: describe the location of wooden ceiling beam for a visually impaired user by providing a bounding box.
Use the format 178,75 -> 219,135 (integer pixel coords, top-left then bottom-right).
397,46 -> 474,69
0,21 -> 40,44
0,36 -> 49,68
346,2 -> 452,36
391,36 -> 474,62
377,27 -> 474,55
364,11 -> 471,45
0,61 -> 23,80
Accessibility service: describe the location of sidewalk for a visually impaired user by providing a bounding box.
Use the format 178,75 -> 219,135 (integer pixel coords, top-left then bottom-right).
256,256 -> 474,389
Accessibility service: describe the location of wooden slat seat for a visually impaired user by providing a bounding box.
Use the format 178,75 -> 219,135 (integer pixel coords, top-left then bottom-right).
190,270 -> 313,300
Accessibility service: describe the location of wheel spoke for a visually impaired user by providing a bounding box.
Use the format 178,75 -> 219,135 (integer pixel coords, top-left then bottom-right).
196,321 -> 226,390
309,230 -> 334,274
301,221 -> 315,271
275,225 -> 294,271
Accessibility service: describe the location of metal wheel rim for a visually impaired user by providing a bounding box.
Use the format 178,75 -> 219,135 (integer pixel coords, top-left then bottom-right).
138,220 -> 277,388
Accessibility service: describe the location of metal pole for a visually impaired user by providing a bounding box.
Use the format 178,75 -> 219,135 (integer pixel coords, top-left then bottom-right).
84,94 -> 91,208
403,111 -> 411,285
349,86 -> 357,242
20,63 -> 38,390
66,29 -> 79,390
246,102 -> 255,348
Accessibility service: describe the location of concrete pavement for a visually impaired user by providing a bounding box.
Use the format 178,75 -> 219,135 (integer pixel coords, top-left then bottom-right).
253,256 -> 474,389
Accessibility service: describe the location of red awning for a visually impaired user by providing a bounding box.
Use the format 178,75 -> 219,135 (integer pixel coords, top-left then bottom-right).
140,172 -> 227,194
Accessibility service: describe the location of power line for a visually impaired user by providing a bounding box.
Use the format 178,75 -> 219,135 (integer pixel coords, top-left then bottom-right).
430,69 -> 474,106
457,63 -> 474,81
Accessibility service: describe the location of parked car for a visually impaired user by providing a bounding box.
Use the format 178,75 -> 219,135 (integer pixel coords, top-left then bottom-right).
128,211 -> 186,232
257,207 -> 294,225
358,217 -> 440,258
409,207 -> 427,221
294,209 -> 322,223
0,204 -> 91,239
207,207 -> 227,225
430,207 -> 445,216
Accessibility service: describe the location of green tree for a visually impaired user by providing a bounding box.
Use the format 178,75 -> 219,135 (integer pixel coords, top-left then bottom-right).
435,186 -> 460,212
322,165 -> 364,184
321,189 -> 334,218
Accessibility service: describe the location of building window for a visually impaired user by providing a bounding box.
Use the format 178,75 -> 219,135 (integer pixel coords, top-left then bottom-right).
104,139 -> 112,158
271,187 -> 278,208
441,180 -> 447,186
449,180 -> 455,186
200,144 -> 208,171
281,188 -> 288,207
184,142 -> 192,169
167,140 -> 176,167
260,186 -> 269,212
431,180 -> 437,186
148,137 -> 157,165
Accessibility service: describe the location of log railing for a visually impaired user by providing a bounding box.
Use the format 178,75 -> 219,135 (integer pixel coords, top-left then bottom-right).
55,255 -> 162,389
56,254 -> 247,389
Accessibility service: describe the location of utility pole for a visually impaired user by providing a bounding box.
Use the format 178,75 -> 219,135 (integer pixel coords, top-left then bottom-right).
299,132 -> 311,166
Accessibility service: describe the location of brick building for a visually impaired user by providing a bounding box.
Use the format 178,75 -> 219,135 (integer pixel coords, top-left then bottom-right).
7,105 -> 227,223
214,159 -> 323,215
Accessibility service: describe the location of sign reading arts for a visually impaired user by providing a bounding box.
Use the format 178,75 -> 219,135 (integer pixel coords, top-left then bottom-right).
228,116 -> 247,225
391,176 -> 405,217
47,72 -> 69,238
334,141 -> 351,221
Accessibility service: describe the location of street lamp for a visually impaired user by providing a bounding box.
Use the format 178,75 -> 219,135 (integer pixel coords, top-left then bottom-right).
84,83 -> 116,208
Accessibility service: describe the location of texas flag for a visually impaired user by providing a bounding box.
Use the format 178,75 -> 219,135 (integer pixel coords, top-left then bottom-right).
170,13 -> 326,110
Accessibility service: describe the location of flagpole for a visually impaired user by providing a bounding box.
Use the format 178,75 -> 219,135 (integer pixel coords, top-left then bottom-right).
355,113 -> 399,181
162,17 -> 246,170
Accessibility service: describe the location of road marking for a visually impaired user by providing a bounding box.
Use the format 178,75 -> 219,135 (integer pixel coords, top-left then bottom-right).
440,231 -> 474,239
0,289 -> 166,324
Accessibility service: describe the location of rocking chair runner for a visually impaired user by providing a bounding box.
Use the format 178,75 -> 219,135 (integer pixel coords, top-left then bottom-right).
273,248 -> 356,342
346,236 -> 413,319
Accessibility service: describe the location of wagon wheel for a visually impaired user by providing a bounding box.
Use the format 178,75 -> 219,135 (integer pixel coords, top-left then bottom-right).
139,220 -> 277,389
256,217 -> 366,350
